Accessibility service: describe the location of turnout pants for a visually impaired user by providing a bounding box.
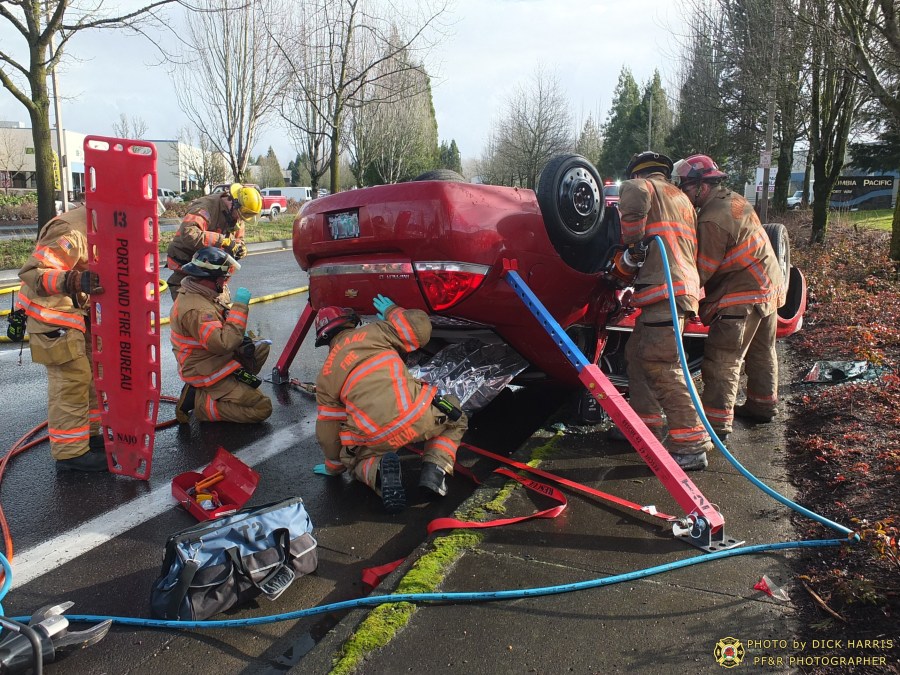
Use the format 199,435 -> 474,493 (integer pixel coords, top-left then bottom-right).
30,329 -> 101,460
625,303 -> 711,455
702,310 -> 778,433
341,401 -> 468,494
193,341 -> 273,424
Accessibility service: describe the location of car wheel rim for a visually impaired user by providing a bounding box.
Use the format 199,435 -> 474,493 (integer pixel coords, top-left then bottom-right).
558,166 -> 600,233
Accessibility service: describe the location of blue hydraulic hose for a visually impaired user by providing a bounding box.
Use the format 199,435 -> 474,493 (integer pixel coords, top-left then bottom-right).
651,234 -> 857,540
17,538 -> 844,630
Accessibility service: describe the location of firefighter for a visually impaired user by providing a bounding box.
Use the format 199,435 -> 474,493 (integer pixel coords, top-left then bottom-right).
313,296 -> 468,514
617,151 -> 712,470
673,154 -> 785,438
165,183 -> 262,300
17,206 -> 107,472
169,247 -> 272,424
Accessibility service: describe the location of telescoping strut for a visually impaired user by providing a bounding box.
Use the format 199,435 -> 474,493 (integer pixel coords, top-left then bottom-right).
501,258 -> 741,553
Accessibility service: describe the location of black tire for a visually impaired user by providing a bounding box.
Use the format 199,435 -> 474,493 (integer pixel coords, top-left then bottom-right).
763,222 -> 790,283
412,169 -> 466,182
536,154 -> 605,272
269,205 -> 281,221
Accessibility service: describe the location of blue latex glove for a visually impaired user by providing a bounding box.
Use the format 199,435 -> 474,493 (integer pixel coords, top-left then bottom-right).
373,294 -> 395,320
313,463 -> 343,476
234,287 -> 252,304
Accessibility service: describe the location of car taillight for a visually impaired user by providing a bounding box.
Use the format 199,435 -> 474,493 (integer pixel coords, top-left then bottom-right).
414,262 -> 489,311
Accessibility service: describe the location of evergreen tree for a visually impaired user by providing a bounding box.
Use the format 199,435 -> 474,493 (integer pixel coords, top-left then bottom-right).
627,71 -> 674,157
438,139 -> 463,173
575,114 -> 603,168
598,67 -> 641,179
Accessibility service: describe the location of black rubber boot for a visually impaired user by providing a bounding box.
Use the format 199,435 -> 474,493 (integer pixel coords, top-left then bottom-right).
734,403 -> 776,423
89,435 -> 105,452
57,446 -> 109,473
418,462 -> 448,498
176,384 -> 196,424
378,452 -> 406,514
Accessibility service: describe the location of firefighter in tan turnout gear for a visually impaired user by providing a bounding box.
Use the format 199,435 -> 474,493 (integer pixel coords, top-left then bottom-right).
673,154 -> 785,439
169,247 -> 272,424
17,206 -> 107,472
313,296 -> 468,514
617,151 -> 712,471
165,183 -> 262,300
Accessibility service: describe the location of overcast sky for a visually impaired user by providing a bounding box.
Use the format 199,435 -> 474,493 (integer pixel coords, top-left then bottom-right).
0,0 -> 686,166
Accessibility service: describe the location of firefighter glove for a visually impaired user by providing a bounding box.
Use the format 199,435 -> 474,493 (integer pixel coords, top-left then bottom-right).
373,294 -> 395,320
64,270 -> 104,295
221,237 -> 247,260
234,286 -> 252,304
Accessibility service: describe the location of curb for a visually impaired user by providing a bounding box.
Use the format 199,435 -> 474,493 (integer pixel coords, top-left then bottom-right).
294,427 -> 562,674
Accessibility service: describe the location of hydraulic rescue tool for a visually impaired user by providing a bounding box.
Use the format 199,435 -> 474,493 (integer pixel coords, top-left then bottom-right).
501,258 -> 741,553
0,602 -> 111,674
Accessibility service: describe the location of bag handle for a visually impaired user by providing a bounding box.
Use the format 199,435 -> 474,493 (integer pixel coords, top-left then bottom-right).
166,558 -> 200,619
226,529 -> 295,599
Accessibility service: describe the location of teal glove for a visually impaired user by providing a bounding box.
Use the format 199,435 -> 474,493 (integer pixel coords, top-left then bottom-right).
234,287 -> 251,304
314,463 -> 344,476
373,294 -> 395,320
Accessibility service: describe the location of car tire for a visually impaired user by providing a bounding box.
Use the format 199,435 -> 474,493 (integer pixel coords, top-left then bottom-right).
763,222 -> 790,283
536,154 -> 605,272
412,170 -> 466,182
269,205 -> 281,221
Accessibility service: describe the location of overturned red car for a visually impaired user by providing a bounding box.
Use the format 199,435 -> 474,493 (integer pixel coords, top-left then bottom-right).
282,156 -> 806,389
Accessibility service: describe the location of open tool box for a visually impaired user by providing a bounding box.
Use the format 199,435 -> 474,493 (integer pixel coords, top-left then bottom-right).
172,448 -> 260,521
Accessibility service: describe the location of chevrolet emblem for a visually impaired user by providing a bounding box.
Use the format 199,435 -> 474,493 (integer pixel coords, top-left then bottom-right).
344,289 -> 359,298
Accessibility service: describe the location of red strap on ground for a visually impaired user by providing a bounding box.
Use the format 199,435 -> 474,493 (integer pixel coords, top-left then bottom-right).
361,558 -> 405,590
459,442 -> 675,522
85,136 -> 160,479
426,468 -> 566,534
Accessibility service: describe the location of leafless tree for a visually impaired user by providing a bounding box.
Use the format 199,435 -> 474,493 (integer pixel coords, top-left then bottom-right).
174,0 -> 287,183
491,69 -> 574,190
346,83 -> 380,188
178,127 -> 228,193
271,0 -> 449,193
0,129 -> 28,194
0,0 -> 180,226
111,113 -> 149,139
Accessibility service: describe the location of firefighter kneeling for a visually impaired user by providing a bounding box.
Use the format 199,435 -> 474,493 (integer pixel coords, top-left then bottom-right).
169,247 -> 272,424
313,296 -> 468,514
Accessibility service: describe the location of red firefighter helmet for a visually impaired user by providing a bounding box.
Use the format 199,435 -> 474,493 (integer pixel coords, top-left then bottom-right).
672,154 -> 727,187
314,306 -> 361,347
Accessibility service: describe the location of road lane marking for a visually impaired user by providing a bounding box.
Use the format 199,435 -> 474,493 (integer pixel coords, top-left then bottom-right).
14,424 -> 313,586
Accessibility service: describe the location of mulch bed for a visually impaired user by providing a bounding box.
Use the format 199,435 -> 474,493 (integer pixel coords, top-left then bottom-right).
782,216 -> 899,673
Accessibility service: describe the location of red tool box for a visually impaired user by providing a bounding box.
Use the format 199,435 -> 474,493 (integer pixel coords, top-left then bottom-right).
172,448 -> 259,521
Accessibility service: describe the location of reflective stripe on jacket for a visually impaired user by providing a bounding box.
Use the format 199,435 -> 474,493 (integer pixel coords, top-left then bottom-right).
315,305 -> 436,456
695,187 -> 785,324
618,174 -> 700,311
17,208 -> 90,334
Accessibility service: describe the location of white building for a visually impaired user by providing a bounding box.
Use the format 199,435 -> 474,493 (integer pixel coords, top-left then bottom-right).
0,121 -> 87,196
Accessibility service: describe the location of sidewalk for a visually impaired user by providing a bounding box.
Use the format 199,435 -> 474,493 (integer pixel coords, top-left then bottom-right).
298,360 -> 816,674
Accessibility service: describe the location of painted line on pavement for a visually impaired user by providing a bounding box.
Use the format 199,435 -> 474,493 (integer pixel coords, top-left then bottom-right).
14,423 -> 312,586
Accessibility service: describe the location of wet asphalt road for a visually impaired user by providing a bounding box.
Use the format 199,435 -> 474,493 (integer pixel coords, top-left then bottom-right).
0,249 -> 564,674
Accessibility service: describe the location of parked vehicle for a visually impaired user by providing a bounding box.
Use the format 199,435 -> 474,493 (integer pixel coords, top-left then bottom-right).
602,182 -> 619,208
267,186 -> 313,203
212,183 -> 288,220
786,189 -> 813,210
291,154 -> 806,387
157,188 -> 183,203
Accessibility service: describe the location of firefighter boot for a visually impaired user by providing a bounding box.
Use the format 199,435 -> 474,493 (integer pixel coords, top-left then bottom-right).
671,451 -> 709,471
176,384 -> 197,424
57,445 -> 109,472
734,402 -> 776,424
377,452 -> 406,514
419,462 -> 448,499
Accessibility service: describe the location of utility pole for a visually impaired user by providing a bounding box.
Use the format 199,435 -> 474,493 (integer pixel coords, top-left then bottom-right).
759,1 -> 780,223
648,95 -> 653,149
46,3 -> 70,212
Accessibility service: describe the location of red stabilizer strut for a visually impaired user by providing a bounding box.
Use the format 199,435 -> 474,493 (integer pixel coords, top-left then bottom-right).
84,136 -> 160,479
272,302 -> 316,384
578,365 -> 724,531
